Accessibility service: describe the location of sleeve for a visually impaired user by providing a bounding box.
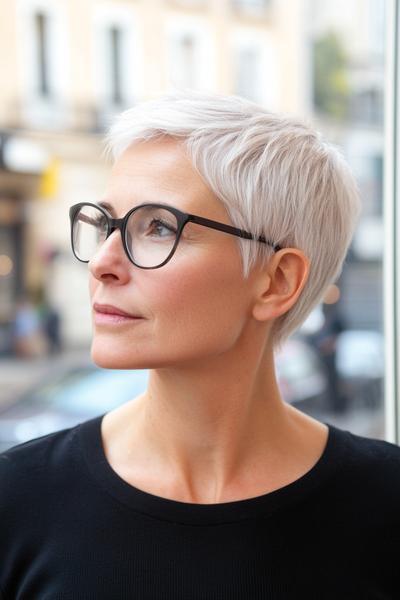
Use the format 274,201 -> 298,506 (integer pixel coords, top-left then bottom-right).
0,450 -> 32,596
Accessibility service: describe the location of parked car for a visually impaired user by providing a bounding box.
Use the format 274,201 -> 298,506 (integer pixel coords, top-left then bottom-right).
0,337 -> 328,453
275,337 -> 328,409
335,329 -> 384,409
0,365 -> 149,453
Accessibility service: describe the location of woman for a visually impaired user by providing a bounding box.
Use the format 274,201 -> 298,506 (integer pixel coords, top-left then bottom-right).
1,91 -> 399,599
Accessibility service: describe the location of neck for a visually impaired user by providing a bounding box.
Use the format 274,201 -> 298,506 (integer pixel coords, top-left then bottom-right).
105,336 -> 326,504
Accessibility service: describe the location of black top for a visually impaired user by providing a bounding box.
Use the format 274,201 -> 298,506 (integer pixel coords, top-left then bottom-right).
1,413 -> 400,599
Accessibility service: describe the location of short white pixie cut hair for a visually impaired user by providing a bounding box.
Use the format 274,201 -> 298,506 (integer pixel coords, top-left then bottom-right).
105,90 -> 361,346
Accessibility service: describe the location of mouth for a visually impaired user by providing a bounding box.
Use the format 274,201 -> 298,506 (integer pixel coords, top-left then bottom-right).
93,312 -> 143,325
93,302 -> 144,325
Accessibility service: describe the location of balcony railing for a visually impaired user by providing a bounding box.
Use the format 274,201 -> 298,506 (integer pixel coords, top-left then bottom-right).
1,98 -> 135,135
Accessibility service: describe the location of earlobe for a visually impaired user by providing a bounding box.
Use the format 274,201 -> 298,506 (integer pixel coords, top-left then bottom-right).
252,249 -> 310,323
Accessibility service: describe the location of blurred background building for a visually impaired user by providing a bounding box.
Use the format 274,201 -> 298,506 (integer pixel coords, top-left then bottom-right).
309,0 -> 385,332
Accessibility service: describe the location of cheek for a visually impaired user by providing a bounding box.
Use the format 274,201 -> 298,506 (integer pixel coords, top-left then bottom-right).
150,261 -> 249,353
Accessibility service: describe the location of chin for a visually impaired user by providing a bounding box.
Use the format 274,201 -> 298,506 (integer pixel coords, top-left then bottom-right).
90,341 -> 157,370
90,335 -> 230,370
90,344 -> 136,370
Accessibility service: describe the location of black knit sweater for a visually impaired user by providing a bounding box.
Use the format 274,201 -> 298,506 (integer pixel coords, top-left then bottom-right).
1,413 -> 399,599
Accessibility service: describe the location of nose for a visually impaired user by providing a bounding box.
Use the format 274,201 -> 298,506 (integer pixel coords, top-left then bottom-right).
88,227 -> 132,282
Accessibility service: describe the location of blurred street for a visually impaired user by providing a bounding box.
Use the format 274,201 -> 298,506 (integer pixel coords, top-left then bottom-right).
0,348 -> 385,441
310,400 -> 385,440
0,347 -> 91,410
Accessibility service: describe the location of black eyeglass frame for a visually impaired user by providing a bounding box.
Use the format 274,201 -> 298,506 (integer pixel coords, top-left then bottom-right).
69,201 -> 281,269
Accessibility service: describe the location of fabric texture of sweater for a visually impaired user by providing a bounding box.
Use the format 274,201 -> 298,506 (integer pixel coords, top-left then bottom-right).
1,413 -> 400,599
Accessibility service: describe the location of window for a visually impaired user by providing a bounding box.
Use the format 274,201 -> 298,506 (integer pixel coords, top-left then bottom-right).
166,16 -> 215,91
234,46 -> 261,102
93,5 -> 142,127
349,88 -> 384,125
16,0 -> 69,127
169,33 -> 196,89
34,12 -> 49,98
306,0 -> 387,440
109,26 -> 123,106
231,30 -> 277,109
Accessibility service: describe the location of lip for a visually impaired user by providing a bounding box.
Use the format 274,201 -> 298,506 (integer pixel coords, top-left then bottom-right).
93,312 -> 142,325
93,303 -> 141,318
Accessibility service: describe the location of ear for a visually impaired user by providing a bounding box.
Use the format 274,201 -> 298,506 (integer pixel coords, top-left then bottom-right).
252,249 -> 310,322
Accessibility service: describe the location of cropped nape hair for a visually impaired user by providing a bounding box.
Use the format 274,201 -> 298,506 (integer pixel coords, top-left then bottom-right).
105,89 -> 361,347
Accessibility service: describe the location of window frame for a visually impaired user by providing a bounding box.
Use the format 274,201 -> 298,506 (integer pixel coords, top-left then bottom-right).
384,0 -> 399,443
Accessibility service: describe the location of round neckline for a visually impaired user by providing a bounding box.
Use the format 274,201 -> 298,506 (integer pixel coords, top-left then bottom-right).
79,412 -> 346,525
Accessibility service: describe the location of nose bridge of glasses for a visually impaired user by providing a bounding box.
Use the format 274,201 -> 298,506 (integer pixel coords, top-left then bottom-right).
107,216 -> 125,237
109,216 -> 124,228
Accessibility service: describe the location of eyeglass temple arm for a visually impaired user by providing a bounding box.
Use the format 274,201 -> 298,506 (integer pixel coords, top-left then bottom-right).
69,206 -> 98,225
188,214 -> 281,252
70,209 -> 118,229
71,212 -> 98,227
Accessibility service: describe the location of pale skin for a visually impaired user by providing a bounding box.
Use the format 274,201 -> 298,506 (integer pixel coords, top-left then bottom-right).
89,137 -> 328,504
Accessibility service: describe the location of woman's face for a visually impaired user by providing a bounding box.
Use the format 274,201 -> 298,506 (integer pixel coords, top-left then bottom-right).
89,138 -> 258,369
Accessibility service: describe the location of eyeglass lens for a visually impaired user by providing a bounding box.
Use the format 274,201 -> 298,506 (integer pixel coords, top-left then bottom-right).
72,205 -> 179,268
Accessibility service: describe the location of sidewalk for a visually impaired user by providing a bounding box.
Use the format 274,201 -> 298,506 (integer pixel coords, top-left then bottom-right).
0,347 -> 91,409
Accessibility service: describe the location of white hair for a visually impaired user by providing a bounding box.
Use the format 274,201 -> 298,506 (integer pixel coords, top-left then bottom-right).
105,89 -> 361,346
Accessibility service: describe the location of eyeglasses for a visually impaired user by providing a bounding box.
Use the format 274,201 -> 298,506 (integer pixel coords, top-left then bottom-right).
69,202 -> 281,269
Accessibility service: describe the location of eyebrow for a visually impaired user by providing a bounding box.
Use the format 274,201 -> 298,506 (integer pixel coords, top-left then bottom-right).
98,201 -> 116,216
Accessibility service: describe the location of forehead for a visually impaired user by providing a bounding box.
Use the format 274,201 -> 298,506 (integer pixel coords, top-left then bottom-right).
103,138 -> 225,219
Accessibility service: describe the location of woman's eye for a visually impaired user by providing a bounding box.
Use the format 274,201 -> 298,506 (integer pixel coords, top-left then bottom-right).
148,219 -> 176,237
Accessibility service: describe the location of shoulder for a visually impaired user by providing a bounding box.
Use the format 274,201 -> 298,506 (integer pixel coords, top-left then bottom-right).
341,426 -> 400,466
330,425 -> 400,505
0,423 -> 81,505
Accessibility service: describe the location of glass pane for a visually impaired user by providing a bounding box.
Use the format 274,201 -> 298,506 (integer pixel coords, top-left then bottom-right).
73,205 -> 108,261
290,0 -> 386,439
128,206 -> 178,267
0,0 -> 389,451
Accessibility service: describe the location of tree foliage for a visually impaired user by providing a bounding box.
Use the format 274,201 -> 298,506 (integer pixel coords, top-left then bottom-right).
313,31 -> 350,120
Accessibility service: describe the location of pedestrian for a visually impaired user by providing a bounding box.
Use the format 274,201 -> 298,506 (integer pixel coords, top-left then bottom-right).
310,301 -> 346,413
1,90 -> 399,598
40,301 -> 62,355
11,295 -> 47,358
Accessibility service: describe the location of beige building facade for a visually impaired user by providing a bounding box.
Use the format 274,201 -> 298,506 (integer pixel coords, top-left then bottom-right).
0,0 -> 309,350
